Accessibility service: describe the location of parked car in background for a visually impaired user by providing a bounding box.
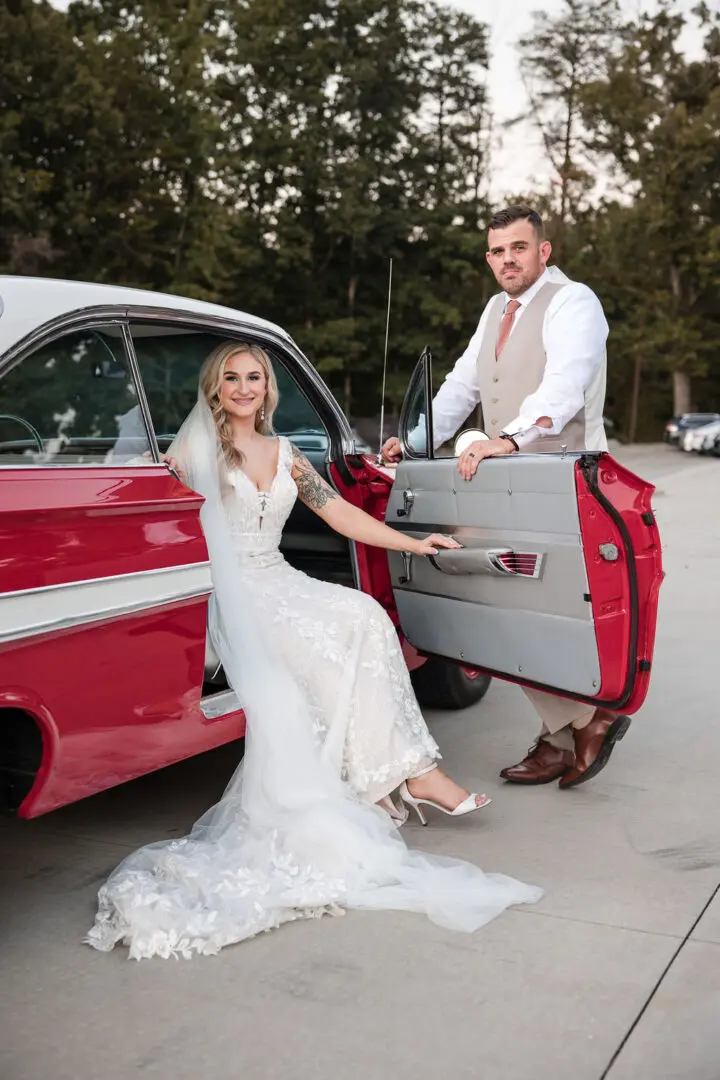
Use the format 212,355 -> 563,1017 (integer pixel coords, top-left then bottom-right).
0,276 -> 662,820
665,413 -> 720,446
680,419 -> 720,453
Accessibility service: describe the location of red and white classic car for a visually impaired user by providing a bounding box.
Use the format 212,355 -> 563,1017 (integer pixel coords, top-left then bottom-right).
0,277 -> 663,818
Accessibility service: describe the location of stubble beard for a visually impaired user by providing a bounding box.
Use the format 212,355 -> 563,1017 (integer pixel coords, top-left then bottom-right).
503,276 -> 526,298
501,265 -> 544,298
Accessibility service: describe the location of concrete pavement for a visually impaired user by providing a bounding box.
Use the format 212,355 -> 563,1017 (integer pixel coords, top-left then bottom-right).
1,445 -> 718,1080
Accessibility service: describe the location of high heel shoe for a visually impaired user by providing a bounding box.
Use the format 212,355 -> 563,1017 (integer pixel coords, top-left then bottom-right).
398,780 -> 491,826
377,794 -> 409,828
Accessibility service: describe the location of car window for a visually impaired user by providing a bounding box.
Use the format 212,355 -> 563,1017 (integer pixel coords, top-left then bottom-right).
399,353 -> 433,459
129,326 -> 329,453
0,327 -> 153,465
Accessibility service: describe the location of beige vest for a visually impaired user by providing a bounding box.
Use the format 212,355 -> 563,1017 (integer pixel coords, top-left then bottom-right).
476,282 -> 602,453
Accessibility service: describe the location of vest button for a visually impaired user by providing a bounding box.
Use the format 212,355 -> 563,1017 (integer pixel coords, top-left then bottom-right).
490,419 -> 498,426
492,375 -> 499,383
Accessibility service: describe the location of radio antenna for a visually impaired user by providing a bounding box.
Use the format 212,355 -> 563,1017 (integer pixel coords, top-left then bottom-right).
378,257 -> 393,460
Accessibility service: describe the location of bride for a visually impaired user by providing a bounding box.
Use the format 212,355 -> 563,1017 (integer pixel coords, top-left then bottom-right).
85,341 -> 542,959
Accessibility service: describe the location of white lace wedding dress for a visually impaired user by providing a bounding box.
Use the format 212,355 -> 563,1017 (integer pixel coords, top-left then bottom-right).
225,437 -> 441,802
86,431 -> 542,959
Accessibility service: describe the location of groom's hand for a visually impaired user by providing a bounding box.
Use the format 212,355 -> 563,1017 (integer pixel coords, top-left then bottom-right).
457,437 -> 516,480
380,436 -> 402,464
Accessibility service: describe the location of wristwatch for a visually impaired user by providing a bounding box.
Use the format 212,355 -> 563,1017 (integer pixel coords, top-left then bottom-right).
499,432 -> 520,451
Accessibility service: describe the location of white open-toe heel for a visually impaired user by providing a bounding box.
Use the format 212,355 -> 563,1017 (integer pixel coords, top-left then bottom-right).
398,767 -> 491,826
377,795 -> 409,828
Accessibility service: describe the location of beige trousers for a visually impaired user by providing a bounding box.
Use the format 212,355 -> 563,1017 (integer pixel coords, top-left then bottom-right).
523,688 -> 595,752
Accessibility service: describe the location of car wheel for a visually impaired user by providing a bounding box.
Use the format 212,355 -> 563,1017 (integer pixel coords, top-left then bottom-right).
411,657 -> 491,711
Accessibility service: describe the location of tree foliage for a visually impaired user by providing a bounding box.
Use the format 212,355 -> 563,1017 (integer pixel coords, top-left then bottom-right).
519,0 -> 720,433
1,0 -> 491,422
1,0 -> 719,440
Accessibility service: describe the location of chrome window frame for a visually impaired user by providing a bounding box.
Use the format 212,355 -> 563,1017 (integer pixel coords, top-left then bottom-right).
0,303 -> 357,472
398,347 -> 435,461
0,309 -> 160,469
123,306 -> 355,470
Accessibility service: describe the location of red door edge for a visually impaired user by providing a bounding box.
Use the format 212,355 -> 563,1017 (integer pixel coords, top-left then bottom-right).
574,453 -> 663,715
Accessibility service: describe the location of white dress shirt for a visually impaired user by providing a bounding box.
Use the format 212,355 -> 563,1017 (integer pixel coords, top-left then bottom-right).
432,266 -> 609,450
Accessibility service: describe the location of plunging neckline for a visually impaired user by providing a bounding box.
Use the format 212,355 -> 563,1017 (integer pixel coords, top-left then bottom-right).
233,437 -> 283,496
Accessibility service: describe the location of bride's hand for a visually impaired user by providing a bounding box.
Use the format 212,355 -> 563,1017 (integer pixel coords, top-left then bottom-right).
160,454 -> 185,479
412,534 -> 462,557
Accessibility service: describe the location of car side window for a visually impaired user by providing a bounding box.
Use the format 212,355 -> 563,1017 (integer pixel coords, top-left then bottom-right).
129,326 -> 329,454
399,350 -> 434,459
0,327 -> 154,465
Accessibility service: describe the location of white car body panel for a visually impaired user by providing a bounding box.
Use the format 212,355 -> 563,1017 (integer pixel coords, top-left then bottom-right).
0,276 -> 290,358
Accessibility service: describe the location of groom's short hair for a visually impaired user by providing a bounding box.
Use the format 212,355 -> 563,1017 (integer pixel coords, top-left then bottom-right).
488,205 -> 545,240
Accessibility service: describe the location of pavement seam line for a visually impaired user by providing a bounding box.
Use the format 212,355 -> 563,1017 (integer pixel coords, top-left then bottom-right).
509,904 -> 688,940
599,879 -> 720,1080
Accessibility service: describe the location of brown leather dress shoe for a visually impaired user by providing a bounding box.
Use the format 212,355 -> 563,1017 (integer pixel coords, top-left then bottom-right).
500,739 -> 574,785
558,712 -> 631,789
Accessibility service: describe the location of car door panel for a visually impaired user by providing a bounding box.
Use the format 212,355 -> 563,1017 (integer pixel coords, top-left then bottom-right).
386,452 -> 661,712
386,454 -> 602,696
0,467 -> 209,591
0,465 -> 249,818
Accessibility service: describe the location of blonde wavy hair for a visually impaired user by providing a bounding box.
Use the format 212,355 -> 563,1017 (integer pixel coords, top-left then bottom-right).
199,341 -> 279,469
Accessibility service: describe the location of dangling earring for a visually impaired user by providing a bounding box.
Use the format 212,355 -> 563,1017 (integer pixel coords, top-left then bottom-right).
259,401 -> 266,423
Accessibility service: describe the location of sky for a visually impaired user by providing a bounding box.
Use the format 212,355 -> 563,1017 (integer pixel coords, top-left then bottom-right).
445,0 -> 706,200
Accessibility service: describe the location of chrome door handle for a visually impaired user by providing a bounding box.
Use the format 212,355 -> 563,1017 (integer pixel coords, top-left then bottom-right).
396,490 -> 415,517
429,547 -> 514,576
428,547 -> 545,578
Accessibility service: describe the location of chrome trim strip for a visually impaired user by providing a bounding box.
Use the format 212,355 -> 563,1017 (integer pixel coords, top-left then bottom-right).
199,689 -> 242,720
0,562 -> 212,644
1,560 -> 210,600
0,462 -> 162,471
121,322 -> 161,464
0,585 -> 212,644
0,311 -> 127,380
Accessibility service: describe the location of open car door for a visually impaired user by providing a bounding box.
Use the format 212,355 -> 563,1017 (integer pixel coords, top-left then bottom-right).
385,352 -> 663,715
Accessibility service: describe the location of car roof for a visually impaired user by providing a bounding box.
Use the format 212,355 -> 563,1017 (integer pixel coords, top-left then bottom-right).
0,276 -> 290,356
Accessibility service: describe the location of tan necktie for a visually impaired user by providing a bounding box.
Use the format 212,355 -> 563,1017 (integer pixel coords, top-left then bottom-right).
495,299 -> 521,358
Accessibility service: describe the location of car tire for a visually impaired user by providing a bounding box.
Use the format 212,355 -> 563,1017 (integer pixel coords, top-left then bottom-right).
411,657 -> 491,711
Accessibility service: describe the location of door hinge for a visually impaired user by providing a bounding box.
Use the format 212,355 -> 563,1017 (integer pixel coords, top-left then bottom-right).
641,511 -> 655,526
638,659 -> 651,672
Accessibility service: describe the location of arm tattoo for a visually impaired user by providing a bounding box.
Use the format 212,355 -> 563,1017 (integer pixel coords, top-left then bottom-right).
291,444 -> 338,510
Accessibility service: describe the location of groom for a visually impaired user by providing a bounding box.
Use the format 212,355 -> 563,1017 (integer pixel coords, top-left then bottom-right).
382,204 -> 631,789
